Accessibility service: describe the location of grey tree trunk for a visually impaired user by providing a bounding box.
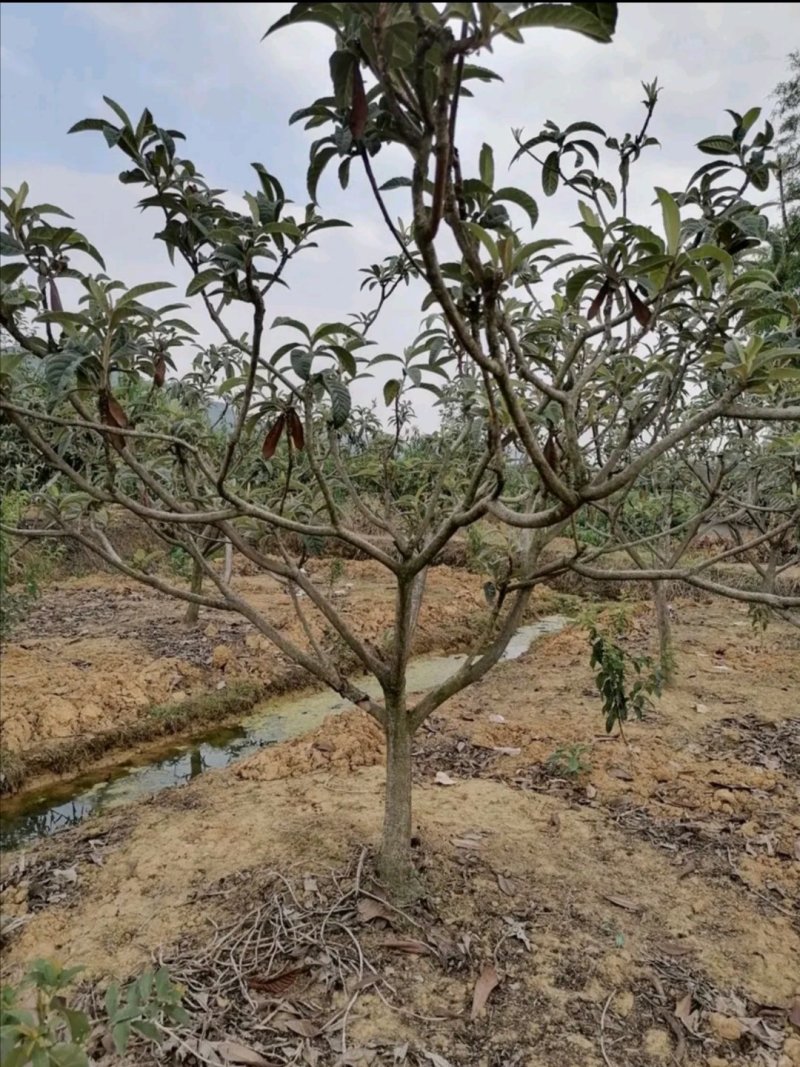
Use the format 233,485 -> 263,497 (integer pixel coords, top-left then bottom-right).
378,697 -> 417,899
184,560 -> 203,625
651,580 -> 674,684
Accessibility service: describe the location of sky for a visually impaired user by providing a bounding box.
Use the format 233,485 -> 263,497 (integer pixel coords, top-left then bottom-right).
1,2 -> 797,423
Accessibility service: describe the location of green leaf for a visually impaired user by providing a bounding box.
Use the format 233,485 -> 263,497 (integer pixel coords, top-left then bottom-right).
654,187 -> 680,256
378,176 -> 413,191
327,344 -> 357,377
68,117 -> 113,135
264,3 -> 343,39
102,95 -> 133,130
696,135 -> 736,156
542,151 -> 560,196
465,222 -> 499,265
479,143 -> 494,189
0,262 -> 27,285
508,3 -> 617,42
0,233 -> 24,256
324,373 -> 351,427
383,378 -> 401,406
49,1042 -> 89,1067
307,146 -> 339,204
740,106 -> 761,134
511,238 -> 569,270
273,316 -> 311,338
565,265 -> 601,305
492,187 -> 538,228
117,281 -> 174,308
112,1021 -> 131,1055
291,349 -> 314,380
186,270 -> 221,297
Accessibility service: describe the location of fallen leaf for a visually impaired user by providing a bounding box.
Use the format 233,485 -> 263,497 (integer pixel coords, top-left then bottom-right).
248,966 -> 308,997
487,714 -> 506,724
212,1040 -> 270,1066
789,997 -> 800,1029
381,937 -> 432,955
393,1043 -> 409,1064
741,1016 -> 783,1048
471,963 -> 501,1019
607,766 -> 634,782
357,898 -> 394,926
548,813 -> 561,833
284,1018 -> 320,1039
496,873 -> 514,895
694,703 -> 709,714
434,771 -> 456,786
674,992 -> 701,1036
492,746 -> 522,756
602,894 -> 643,913
585,784 -> 598,800
423,1053 -> 454,1067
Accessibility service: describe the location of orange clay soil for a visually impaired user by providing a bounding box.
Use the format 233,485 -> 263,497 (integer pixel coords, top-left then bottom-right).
0,561 -> 491,756
1,593 -> 798,1066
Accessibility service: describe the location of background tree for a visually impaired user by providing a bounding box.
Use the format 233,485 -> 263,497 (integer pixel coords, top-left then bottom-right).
1,2 -> 798,898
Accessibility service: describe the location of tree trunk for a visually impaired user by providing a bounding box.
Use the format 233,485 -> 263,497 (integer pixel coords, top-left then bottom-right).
184,560 -> 203,625
223,540 -> 234,584
651,580 -> 674,685
378,699 -> 418,900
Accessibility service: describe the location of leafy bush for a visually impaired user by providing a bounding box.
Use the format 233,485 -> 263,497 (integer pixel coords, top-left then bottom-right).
0,958 -> 187,1067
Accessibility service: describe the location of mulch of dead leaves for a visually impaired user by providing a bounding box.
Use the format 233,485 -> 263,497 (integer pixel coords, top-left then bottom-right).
63,851 -> 800,1067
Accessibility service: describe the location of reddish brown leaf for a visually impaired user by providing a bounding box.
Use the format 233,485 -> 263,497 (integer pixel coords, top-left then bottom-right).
380,937 -> 432,955
209,1041 -> 270,1066
349,64 -> 368,140
471,963 -> 500,1019
153,354 -> 166,388
286,408 -> 305,450
48,278 -> 63,312
262,414 -> 286,460
248,964 -> 308,996
587,280 -> 610,320
626,283 -> 653,328
790,996 -> 800,1029
283,1018 -> 320,1038
99,390 -> 129,452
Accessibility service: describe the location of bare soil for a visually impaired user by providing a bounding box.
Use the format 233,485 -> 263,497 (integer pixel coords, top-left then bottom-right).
0,561 -> 490,767
1,591 -> 798,1067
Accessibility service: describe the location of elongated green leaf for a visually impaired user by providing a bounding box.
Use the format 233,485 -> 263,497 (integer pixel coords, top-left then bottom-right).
307,145 -> 338,203
117,281 -> 174,308
542,151 -> 560,196
273,316 -> 311,338
186,270 -> 221,297
654,187 -> 680,256
325,372 -> 351,427
696,135 -> 736,155
492,187 -> 538,228
479,143 -> 495,189
465,222 -> 500,265
508,3 -> 617,42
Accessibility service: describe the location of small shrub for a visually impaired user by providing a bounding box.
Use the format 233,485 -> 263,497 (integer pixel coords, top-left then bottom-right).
0,958 -> 187,1066
583,609 -> 662,736
545,743 -> 591,777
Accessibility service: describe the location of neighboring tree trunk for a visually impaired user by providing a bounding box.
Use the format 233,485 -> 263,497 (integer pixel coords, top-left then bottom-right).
378,696 -> 417,900
223,540 -> 233,584
184,559 -> 203,625
651,580 -> 674,684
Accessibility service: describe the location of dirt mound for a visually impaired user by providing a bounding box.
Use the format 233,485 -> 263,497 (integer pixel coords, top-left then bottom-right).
0,641 -> 197,751
236,710 -> 385,782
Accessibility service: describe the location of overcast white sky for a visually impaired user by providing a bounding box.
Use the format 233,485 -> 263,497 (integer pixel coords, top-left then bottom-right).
1,3 -> 797,423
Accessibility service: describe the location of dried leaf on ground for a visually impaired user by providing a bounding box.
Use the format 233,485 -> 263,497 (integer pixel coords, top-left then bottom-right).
357,898 -> 395,925
471,963 -> 501,1019
603,894 -> 643,913
790,996 -> 800,1029
434,771 -> 457,786
423,1053 -> 454,1067
674,992 -> 701,1036
212,1040 -> 271,1066
248,965 -> 307,997
496,873 -> 514,895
